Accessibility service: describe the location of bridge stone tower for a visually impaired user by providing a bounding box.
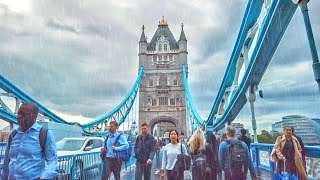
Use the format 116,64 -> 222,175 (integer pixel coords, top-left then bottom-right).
138,18 -> 188,137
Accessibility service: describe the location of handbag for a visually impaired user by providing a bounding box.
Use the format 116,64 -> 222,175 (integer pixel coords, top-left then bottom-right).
270,148 -> 278,163
175,143 -> 191,171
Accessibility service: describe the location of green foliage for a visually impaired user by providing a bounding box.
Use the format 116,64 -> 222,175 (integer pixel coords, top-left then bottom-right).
257,130 -> 273,143
272,130 -> 282,143
256,130 -> 282,143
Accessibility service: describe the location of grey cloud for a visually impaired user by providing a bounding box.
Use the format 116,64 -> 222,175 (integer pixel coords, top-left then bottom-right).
46,18 -> 80,34
0,0 -> 319,128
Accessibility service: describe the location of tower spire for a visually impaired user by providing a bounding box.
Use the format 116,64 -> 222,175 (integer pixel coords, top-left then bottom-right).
139,25 -> 147,43
179,23 -> 187,42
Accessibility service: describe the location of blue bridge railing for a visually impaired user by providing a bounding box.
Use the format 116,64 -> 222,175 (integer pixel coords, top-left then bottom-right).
251,143 -> 320,179
0,142 -> 319,179
0,142 -> 136,180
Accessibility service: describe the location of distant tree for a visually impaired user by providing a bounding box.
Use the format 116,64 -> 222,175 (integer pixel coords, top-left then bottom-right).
257,130 -> 273,143
272,130 -> 281,143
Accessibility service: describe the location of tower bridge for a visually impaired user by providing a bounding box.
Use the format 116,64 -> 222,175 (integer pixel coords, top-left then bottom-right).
0,0 -> 320,179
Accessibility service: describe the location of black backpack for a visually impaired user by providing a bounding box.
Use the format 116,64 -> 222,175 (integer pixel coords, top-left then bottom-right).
193,151 -> 208,178
5,127 -> 48,161
225,140 -> 248,177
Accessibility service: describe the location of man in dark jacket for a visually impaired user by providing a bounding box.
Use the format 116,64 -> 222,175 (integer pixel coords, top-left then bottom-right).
238,128 -> 251,152
292,127 -> 306,169
134,123 -> 156,180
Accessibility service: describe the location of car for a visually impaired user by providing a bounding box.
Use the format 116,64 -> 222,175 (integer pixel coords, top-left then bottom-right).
56,137 -> 104,180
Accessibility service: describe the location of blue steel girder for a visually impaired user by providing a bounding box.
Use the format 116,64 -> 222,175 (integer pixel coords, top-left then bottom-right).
0,108 -> 17,124
182,65 -> 205,127
80,67 -> 143,136
207,0 -> 298,132
0,74 -> 72,125
0,67 -> 144,136
206,0 -> 264,126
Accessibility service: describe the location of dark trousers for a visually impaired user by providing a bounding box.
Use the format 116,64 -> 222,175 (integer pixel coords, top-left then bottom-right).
135,161 -> 152,180
102,157 -> 122,180
224,171 -> 246,180
166,169 -> 184,180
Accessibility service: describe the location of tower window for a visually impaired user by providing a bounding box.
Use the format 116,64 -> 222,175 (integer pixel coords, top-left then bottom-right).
149,79 -> 153,86
159,77 -> 167,86
170,98 -> 176,106
152,99 -> 157,106
164,44 -> 168,51
158,44 -> 162,51
173,79 -> 178,86
159,97 -> 168,106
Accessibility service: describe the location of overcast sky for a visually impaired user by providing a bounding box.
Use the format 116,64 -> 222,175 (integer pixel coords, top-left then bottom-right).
0,0 -> 319,133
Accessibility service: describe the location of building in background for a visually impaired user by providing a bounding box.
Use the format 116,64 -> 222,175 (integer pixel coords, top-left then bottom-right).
232,122 -> 250,138
138,18 -> 188,137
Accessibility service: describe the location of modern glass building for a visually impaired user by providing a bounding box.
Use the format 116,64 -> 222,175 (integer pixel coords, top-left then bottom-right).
272,115 -> 320,145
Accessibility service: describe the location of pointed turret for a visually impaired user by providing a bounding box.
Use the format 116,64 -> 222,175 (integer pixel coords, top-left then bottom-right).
139,25 -> 147,43
178,23 -> 187,42
139,25 -> 147,55
178,23 -> 187,53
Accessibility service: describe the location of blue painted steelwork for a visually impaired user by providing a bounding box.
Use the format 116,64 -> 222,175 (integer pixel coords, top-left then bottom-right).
81,67 -> 143,136
0,143 -> 137,180
0,109 -> 16,124
0,67 -> 144,136
299,0 -> 320,91
182,65 -> 204,128
0,74 -> 71,124
206,0 -> 299,132
251,143 -> 320,179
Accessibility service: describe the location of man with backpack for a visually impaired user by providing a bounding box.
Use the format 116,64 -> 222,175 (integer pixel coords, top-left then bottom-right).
218,125 -> 257,180
134,123 -> 156,180
1,102 -> 57,180
101,121 -> 129,180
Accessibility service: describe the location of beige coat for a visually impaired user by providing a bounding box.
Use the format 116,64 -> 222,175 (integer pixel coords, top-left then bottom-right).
275,135 -> 308,179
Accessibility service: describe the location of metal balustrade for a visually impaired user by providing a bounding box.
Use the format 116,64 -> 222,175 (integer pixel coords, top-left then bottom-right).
0,142 -> 319,179
0,143 -> 136,180
251,143 -> 320,179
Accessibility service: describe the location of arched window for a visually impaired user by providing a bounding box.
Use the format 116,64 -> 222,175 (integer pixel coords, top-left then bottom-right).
159,77 -> 167,86
173,79 -> 178,86
158,44 -> 162,51
164,44 -> 168,51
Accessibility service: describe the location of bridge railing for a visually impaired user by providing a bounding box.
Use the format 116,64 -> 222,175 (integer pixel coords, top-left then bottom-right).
0,142 -> 136,180
251,143 -> 320,179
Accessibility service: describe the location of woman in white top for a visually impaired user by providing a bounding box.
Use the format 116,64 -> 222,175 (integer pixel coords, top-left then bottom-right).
161,130 -> 187,180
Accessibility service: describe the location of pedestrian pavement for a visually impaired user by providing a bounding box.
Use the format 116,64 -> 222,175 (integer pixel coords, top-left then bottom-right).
109,148 -> 271,180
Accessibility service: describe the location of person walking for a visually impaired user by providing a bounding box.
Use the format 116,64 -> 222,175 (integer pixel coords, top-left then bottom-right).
275,126 -> 308,180
292,127 -> 306,170
161,130 -> 187,180
218,125 -> 257,180
189,129 -> 213,180
134,123 -> 156,180
238,128 -> 251,152
1,102 -> 57,180
206,132 -> 221,180
101,121 -> 129,180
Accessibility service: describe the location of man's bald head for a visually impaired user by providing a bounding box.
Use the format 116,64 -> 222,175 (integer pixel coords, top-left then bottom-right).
17,103 -> 39,132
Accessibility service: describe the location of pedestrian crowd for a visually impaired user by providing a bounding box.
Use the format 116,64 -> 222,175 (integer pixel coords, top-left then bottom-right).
0,103 -> 308,180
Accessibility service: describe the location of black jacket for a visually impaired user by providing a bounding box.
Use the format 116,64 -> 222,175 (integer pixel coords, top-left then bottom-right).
134,134 -> 156,163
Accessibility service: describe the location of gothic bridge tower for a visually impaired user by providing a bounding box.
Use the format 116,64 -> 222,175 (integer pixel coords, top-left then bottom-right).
138,17 -> 189,137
